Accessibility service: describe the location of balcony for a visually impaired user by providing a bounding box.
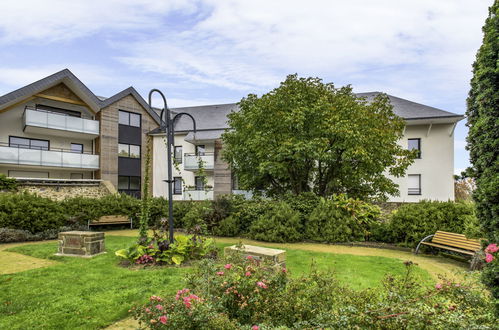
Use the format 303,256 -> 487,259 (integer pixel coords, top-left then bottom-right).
183,189 -> 214,200
23,106 -> 99,138
183,153 -> 214,171
0,144 -> 99,169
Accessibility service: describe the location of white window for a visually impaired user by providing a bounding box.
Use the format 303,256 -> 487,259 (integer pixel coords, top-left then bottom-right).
408,174 -> 421,195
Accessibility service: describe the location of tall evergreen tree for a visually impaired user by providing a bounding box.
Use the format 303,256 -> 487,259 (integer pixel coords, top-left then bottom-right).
466,0 -> 499,313
466,0 -> 499,242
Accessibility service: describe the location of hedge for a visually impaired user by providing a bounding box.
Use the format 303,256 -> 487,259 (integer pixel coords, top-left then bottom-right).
0,192 -> 482,247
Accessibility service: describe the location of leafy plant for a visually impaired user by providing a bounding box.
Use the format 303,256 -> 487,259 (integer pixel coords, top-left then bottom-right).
115,233 -> 216,266
383,200 -> 480,246
248,201 -> 302,242
0,174 -> 18,191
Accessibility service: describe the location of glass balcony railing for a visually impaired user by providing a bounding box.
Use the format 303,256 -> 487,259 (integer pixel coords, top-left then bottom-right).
183,189 -> 214,200
23,107 -> 99,135
0,144 -> 99,169
183,153 -> 214,171
232,190 -> 254,199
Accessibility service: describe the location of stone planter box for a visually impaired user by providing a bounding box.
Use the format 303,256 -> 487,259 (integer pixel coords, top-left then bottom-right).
224,244 -> 286,267
56,231 -> 105,258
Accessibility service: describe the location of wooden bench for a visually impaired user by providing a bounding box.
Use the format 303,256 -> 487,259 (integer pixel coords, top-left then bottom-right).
88,215 -> 132,230
415,231 -> 482,269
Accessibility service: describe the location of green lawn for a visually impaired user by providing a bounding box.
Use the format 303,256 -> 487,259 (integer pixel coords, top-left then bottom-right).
0,236 -> 432,329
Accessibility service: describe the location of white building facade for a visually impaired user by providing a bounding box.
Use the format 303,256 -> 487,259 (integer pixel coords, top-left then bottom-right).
151,94 -> 463,202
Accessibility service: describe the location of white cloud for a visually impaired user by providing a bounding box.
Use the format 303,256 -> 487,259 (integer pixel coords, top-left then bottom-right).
114,0 -> 490,99
0,64 -> 120,94
0,0 -> 197,43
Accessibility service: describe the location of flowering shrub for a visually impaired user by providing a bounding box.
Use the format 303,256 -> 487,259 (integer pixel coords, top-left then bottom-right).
481,243 -> 499,314
115,233 -> 216,266
133,256 -> 497,329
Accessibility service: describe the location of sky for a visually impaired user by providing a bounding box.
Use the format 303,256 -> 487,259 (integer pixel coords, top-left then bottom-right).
0,0 -> 492,174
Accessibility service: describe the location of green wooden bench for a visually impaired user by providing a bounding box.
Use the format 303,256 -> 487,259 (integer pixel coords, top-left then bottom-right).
415,230 -> 482,269
88,215 -> 132,230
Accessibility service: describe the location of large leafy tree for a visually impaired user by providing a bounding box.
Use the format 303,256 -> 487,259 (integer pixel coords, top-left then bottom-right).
222,75 -> 415,201
466,0 -> 498,243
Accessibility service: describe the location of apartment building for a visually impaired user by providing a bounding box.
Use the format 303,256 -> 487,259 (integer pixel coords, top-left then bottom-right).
0,69 -> 462,202
0,69 -> 160,197
151,95 -> 463,202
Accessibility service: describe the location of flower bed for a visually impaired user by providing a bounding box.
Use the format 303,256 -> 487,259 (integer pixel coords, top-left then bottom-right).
132,255 -> 497,329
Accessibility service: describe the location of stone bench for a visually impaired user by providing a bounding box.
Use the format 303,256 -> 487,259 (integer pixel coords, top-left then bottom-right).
56,231 -> 106,258
224,244 -> 286,267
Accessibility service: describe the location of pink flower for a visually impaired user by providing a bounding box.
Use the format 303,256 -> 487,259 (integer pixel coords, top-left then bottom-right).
184,300 -> 191,308
485,253 -> 494,263
256,281 -> 268,289
150,295 -> 163,302
245,271 -> 252,277
282,268 -> 288,273
159,315 -> 168,324
246,255 -> 253,260
435,283 -> 443,290
155,304 -> 163,311
252,326 -> 259,330
485,244 -> 498,254
224,264 -> 232,269
145,308 -> 151,313
189,294 -> 199,300
216,271 -> 225,276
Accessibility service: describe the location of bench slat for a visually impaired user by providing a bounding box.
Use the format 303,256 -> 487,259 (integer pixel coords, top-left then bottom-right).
431,239 -> 481,250
89,215 -> 131,225
421,242 -> 476,255
432,236 -> 481,248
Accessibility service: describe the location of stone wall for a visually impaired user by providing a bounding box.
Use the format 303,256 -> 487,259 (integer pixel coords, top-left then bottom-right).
17,180 -> 115,201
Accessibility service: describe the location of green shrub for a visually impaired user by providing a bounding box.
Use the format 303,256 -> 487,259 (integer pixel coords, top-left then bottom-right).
212,215 -> 240,237
306,195 -> 380,243
0,192 -> 67,233
61,193 -> 140,225
248,201 -> 302,242
0,174 -> 18,191
282,192 -> 321,224
384,200 -> 480,246
182,201 -> 213,234
224,198 -> 270,235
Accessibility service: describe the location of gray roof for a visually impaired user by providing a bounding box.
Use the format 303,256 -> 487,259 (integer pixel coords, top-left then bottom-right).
356,92 -> 463,120
152,92 -> 462,134
172,103 -> 237,131
0,69 -> 160,124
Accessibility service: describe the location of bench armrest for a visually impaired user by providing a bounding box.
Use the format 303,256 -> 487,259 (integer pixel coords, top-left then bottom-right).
415,234 -> 435,254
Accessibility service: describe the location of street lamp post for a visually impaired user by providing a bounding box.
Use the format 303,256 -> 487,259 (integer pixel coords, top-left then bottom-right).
148,89 -> 196,244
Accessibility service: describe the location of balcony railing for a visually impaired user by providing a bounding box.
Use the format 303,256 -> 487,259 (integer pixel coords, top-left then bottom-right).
183,153 -> 214,171
232,190 -> 254,199
183,189 -> 214,200
0,143 -> 99,169
23,106 -> 99,136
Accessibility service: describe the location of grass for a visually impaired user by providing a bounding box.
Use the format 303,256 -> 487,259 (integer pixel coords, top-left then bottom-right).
0,235 -> 435,329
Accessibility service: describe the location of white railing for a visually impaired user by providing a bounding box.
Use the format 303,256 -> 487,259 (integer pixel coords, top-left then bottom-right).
183,153 -> 214,170
232,190 -> 254,199
0,145 -> 99,169
183,189 -> 214,200
24,108 -> 99,135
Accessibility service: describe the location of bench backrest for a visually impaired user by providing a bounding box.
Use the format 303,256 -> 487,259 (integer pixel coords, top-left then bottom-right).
432,231 -> 481,252
91,215 -> 130,224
